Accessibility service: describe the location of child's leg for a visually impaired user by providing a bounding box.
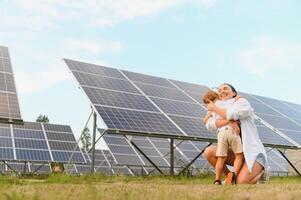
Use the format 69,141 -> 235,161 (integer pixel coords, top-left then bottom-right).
215,156 -> 227,181
233,153 -> 243,175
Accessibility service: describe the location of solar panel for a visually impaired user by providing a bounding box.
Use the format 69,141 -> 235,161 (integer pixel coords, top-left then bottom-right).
64,59 -> 126,79
240,93 -> 301,146
266,148 -> 289,176
64,59 -> 298,149
0,123 -> 14,160
131,136 -> 170,168
169,79 -> 210,94
0,121 -> 85,163
121,70 -> 176,88
96,106 -> 183,135
256,124 -> 294,147
0,46 -> 22,124
82,86 -> 159,112
73,71 -> 140,94
44,123 -> 85,163
135,83 -> 194,102
150,97 -> 206,117
103,134 -> 144,166
169,115 -> 214,139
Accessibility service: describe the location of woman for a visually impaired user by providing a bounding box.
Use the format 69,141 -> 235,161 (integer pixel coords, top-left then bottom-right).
203,83 -> 267,184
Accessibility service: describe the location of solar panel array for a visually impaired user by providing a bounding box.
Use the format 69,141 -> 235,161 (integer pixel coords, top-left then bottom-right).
102,133 -> 212,175
0,121 -> 85,163
64,59 -> 299,149
64,59 -> 301,176
0,46 -> 22,123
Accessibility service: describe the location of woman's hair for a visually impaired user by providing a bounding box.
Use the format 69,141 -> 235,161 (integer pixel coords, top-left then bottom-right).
223,83 -> 237,97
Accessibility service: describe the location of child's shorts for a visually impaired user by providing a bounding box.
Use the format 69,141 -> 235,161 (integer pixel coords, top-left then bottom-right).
216,128 -> 243,157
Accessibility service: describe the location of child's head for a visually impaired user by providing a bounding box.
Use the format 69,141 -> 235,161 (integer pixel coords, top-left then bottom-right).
203,90 -> 219,104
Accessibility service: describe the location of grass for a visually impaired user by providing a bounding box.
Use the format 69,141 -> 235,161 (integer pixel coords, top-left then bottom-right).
0,174 -> 300,200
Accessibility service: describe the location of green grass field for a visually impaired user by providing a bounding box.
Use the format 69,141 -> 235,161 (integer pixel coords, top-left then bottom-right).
0,174 -> 300,200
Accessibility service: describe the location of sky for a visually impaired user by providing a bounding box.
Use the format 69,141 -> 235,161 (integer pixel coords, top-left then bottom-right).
1,0 -> 301,147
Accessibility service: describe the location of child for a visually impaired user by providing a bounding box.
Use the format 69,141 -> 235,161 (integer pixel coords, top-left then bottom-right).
203,90 -> 244,185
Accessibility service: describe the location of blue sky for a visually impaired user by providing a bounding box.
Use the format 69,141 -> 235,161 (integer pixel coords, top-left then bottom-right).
1,0 -> 301,145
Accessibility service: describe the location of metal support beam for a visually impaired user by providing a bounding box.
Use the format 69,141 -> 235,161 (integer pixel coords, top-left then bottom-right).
277,149 -> 301,176
170,138 -> 174,176
129,139 -> 165,175
23,161 -> 27,174
178,142 -> 212,176
2,161 -> 17,174
90,112 -> 97,174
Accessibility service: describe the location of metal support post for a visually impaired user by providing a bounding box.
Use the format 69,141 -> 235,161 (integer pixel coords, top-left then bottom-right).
170,138 -> 174,176
91,112 -> 97,173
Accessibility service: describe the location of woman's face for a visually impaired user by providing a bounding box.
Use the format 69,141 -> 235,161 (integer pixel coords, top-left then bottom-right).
217,84 -> 236,100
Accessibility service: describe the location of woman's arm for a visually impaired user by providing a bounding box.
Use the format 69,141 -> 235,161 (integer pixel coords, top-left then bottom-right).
207,98 -> 252,121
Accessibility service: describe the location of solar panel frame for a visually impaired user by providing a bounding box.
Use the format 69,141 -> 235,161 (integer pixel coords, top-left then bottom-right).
0,46 -> 22,124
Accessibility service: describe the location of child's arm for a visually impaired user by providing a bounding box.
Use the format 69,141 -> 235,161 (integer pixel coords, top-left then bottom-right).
203,111 -> 212,124
215,119 -> 230,127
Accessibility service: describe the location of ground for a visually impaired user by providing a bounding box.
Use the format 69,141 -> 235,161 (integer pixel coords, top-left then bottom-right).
0,174 -> 300,200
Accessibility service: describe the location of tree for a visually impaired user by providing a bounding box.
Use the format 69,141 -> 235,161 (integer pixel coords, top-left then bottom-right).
81,127 -> 91,151
36,114 -> 50,123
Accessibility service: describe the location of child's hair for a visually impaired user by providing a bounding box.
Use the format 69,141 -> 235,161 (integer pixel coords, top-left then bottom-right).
203,90 -> 219,104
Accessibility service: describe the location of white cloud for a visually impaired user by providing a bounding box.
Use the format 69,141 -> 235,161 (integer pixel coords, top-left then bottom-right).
11,0 -> 217,28
241,36 -> 301,76
14,62 -> 72,94
64,38 -> 123,54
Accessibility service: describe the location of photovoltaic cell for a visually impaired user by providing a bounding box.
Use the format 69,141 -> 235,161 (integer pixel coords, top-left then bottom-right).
82,86 -> 159,112
185,91 -> 206,105
135,82 -> 194,102
239,94 -> 301,145
0,125 -> 14,160
256,125 -> 294,147
168,115 -> 215,139
103,134 -> 144,166
64,59 -> 125,79
121,70 -> 176,88
16,149 -> 51,161
169,79 -> 210,94
96,106 -> 183,135
150,97 -> 206,117
73,71 -> 141,94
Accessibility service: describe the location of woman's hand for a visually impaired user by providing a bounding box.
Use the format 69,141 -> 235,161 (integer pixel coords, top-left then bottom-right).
207,101 -> 215,111
229,121 -> 240,135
